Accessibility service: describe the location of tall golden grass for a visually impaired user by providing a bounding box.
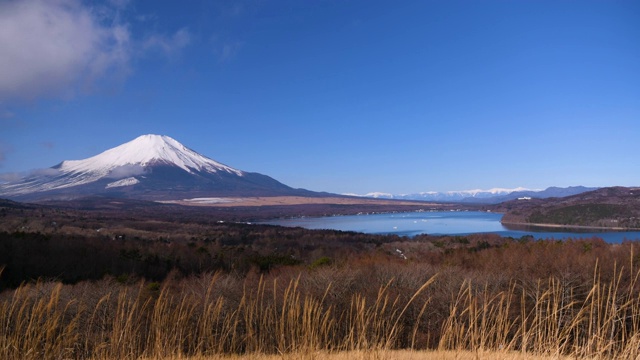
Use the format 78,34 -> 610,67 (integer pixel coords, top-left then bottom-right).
2,257 -> 640,360
439,258 -> 640,359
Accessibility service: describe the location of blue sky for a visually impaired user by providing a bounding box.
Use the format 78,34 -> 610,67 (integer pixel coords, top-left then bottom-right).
1,0 -> 639,194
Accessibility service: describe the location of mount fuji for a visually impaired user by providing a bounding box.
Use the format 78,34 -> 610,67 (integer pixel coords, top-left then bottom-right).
0,134 -> 317,201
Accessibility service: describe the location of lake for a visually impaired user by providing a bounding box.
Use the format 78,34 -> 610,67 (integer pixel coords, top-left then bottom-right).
263,211 -> 640,243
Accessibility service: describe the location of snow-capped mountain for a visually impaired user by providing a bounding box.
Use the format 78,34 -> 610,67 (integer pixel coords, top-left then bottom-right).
59,134 -> 243,179
0,134 -> 315,201
352,188 -> 534,201
351,186 -> 598,204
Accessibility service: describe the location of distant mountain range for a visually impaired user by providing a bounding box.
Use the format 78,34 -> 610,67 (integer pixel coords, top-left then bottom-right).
0,134 -> 318,202
349,186 -> 599,204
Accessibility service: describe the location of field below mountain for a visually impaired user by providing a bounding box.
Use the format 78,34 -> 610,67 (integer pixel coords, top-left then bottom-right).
160,195 -> 447,207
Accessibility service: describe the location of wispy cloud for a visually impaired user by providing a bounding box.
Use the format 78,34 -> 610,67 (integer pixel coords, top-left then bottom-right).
0,172 -> 21,183
0,111 -> 24,130
30,168 -> 61,177
217,41 -> 244,63
0,111 -> 14,120
210,32 -> 244,63
109,0 -> 131,10
0,167 -> 61,183
0,142 -> 11,167
0,0 -> 131,102
40,141 -> 55,150
0,0 -> 191,103
143,28 -> 191,59
106,164 -> 146,179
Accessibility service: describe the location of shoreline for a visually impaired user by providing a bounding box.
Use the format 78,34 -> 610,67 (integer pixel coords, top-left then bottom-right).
501,221 -> 640,232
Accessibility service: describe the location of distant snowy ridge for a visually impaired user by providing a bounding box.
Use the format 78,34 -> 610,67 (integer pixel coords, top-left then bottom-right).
349,187 -> 536,199
443,187 -> 533,197
362,192 -> 395,199
347,186 -> 596,204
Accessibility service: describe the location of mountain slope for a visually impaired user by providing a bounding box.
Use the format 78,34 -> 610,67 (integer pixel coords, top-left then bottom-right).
0,134 -> 317,201
55,134 -> 243,184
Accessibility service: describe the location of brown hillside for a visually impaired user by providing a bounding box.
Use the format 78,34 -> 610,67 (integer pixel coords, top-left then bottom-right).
494,186 -> 640,229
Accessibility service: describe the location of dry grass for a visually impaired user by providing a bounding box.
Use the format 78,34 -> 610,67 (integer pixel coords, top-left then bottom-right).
139,349 -> 573,359
2,257 -> 640,360
438,260 -> 640,359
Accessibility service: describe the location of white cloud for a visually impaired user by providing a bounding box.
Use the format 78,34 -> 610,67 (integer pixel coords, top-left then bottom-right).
0,0 -> 191,103
0,0 -> 131,101
106,164 -> 146,179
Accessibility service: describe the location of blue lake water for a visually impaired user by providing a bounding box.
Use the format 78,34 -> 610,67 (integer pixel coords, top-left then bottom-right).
263,211 -> 640,243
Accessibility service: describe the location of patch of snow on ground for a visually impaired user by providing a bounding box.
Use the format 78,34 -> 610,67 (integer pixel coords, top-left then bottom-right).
182,197 -> 240,204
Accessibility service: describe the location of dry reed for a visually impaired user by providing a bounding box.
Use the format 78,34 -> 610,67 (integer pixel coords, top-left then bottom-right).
2,257 -> 640,359
438,259 -> 640,359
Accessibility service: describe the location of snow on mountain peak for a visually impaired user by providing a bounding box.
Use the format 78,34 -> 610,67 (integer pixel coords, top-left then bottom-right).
0,134 -> 307,200
60,134 -> 244,177
448,187 -> 538,197
349,187 -> 545,202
